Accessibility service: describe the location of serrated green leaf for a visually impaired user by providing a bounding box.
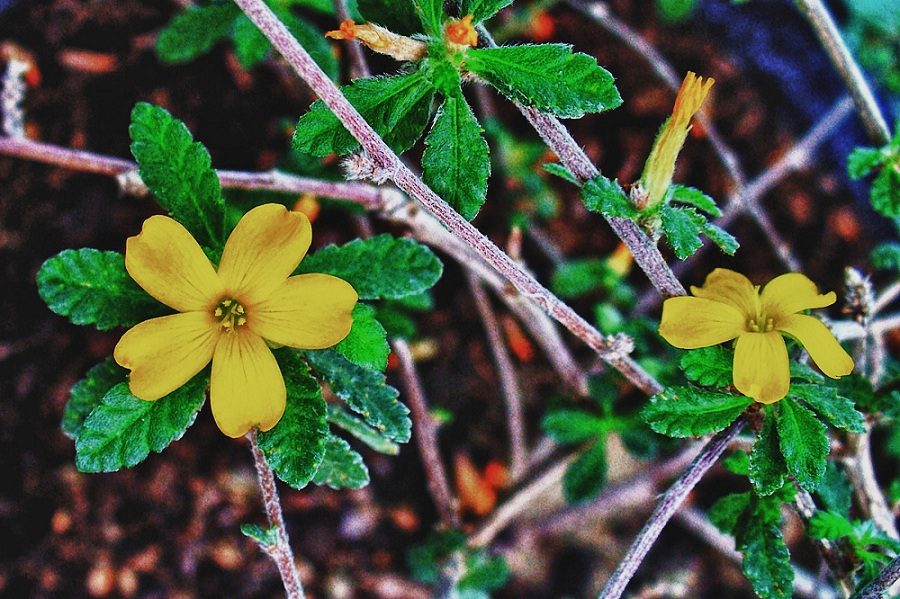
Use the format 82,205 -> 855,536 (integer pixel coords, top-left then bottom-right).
374,303 -> 418,339
669,185 -> 722,217
129,102 -> 225,248
722,450 -> 750,475
543,162 -> 578,183
413,0 -> 443,33
702,221 -> 740,255
312,435 -> 370,489
680,346 -> 733,387
232,14 -> 271,68
460,550 -> 509,592
461,0 -> 514,23
542,410 -> 604,444
257,352 -> 328,490
422,94 -> 491,221
75,375 -> 208,473
750,406 -> 787,496
791,384 -> 865,433
37,249 -> 170,331
848,147 -> 886,179
581,174 -> 636,218
789,361 -> 825,383
641,386 -> 751,438
155,4 -> 239,64
240,523 -> 279,547
709,492 -> 751,534
305,349 -> 411,442
293,71 -> 435,157
327,405 -> 400,454
775,398 -> 829,491
817,462 -> 852,518
808,511 -> 855,541
551,259 -> 615,298
335,304 -> 389,371
563,439 -> 607,503
741,521 -> 793,599
660,204 -> 704,259
871,243 -> 900,272
871,165 -> 900,218
62,359 -> 128,439
297,234 -> 443,300
467,44 -> 622,118
356,0 -> 421,35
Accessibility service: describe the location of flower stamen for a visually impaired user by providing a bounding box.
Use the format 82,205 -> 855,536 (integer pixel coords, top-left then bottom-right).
214,298 -> 247,332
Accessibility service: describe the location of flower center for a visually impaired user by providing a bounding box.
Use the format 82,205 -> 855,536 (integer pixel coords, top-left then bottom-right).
747,316 -> 774,333
214,298 -> 247,332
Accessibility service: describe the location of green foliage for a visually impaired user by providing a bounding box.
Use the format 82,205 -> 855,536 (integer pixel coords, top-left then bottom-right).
422,93 -> 491,220
75,374 -> 208,473
581,174 -> 637,219
297,234 -> 443,300
543,162 -> 578,184
62,359 -> 127,439
335,304 -> 390,371
312,435 -> 370,489
790,384 -> 865,433
749,406 -> 787,496
37,249 -> 169,331
257,352 -> 328,490
293,71 -> 436,157
774,398 -> 828,491
848,147 -> 887,179
409,530 -> 509,595
871,243 -> 900,272
305,349 -> 411,442
466,44 -> 622,118
655,0 -> 699,23
844,0 -> 900,93
413,0 -> 443,34
679,346 -> 733,388
232,15 -> 270,68
551,259 -> 618,299
542,410 -> 604,444
156,4 -> 239,64
461,0 -> 514,23
660,204 -> 738,259
130,102 -> 226,249
327,405 -> 400,455
240,523 -> 279,547
847,130 -> 900,219
563,440 -> 607,503
709,492 -> 751,534
871,166 -> 900,218
817,462 -> 852,518
357,0 -> 421,35
669,185 -> 722,217
809,511 -> 900,581
641,386 -> 751,438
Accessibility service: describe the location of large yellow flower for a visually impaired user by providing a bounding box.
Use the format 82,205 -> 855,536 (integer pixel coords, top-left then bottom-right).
659,269 -> 854,404
113,203 -> 358,438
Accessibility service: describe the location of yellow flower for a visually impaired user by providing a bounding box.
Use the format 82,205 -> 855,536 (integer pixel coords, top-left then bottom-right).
113,204 -> 358,438
659,269 -> 854,404
639,71 -> 714,210
445,15 -> 479,47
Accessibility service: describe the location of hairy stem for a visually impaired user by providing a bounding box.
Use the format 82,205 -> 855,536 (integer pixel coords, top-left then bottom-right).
852,554 -> 900,599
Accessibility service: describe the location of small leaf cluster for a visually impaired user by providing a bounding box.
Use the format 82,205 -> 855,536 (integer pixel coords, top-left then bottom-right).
848,122 -> 900,219
809,511 -> 900,584
294,0 -> 622,220
156,0 -> 338,77
408,530 -> 509,598
38,103 -> 444,489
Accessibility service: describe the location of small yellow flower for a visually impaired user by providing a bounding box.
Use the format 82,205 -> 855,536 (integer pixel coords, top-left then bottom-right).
659,269 -> 854,404
113,204 -> 358,438
445,15 -> 479,47
639,71 -> 714,210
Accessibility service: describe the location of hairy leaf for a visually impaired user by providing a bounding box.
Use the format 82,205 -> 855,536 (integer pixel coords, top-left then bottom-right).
791,384 -> 865,434
155,4 -> 239,64
871,166 -> 900,218
62,359 -> 127,439
335,304 -> 389,371
847,146 -> 885,179
660,204 -> 704,259
642,386 -> 751,438
669,185 -> 722,217
775,398 -> 829,491
356,0 -> 420,35
312,435 -> 369,489
581,175 -> 636,218
741,521 -> 793,599
680,346 -> 733,388
327,405 -> 400,455
461,0 -> 514,22
750,406 -> 787,496
413,0 -> 443,33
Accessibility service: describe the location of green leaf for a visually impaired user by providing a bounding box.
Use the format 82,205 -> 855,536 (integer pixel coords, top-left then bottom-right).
356,0 -> 421,35
871,165 -> 900,218
312,435 -> 370,489
789,360 -> 824,383
297,234 -> 443,300
563,439 -> 607,503
871,242 -> 900,271
62,359 -> 127,439
680,346 -> 733,388
155,4 -> 239,64
722,450 -> 750,476
848,147 -> 885,179
702,221 -> 740,255
750,406 -> 788,496
466,44 -> 622,118
240,523 -> 279,547
817,462 -> 852,518
129,102 -> 225,248
37,249 -> 170,331
305,349 -> 411,442
551,259 -> 616,298
790,384 -> 865,433
461,0 -> 514,23
460,550 -> 509,593
413,0 -> 443,33
660,204 -> 704,259
543,162 -> 578,184
232,14 -> 270,68
741,521 -> 793,599
709,492 -> 751,534
641,386 -> 751,438
422,94 -> 491,220
374,302 -> 418,339
775,398 -> 829,491
327,405 -> 400,455
542,409 -> 604,444
581,175 -> 637,218
257,352 -> 328,490
293,71 -> 435,157
669,185 -> 722,217
335,304 -> 389,371
808,511 -> 855,541
75,375 -> 208,473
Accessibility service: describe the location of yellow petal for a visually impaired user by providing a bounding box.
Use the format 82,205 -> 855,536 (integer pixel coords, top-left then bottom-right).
114,312 -> 219,401
778,314 -> 854,379
210,330 -> 286,438
733,332 -> 790,404
761,273 -> 836,319
217,204 -> 312,305
125,215 -> 224,312
659,296 -> 744,349
250,274 -> 358,349
690,268 -> 759,318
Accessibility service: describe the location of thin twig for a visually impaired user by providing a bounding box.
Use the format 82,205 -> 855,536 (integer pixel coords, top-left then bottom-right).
851,554 -> 900,599
793,0 -> 891,146
873,281 -> 900,316
598,416 -> 746,599
392,339 -> 461,528
467,273 -> 529,480
332,0 -> 371,79
247,431 -> 305,599
793,485 -> 855,597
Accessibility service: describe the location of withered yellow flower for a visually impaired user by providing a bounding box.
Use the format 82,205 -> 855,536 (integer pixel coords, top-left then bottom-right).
114,204 -> 357,438
659,269 -> 854,404
445,15 -> 479,47
325,19 -> 427,62
639,71 -> 714,209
